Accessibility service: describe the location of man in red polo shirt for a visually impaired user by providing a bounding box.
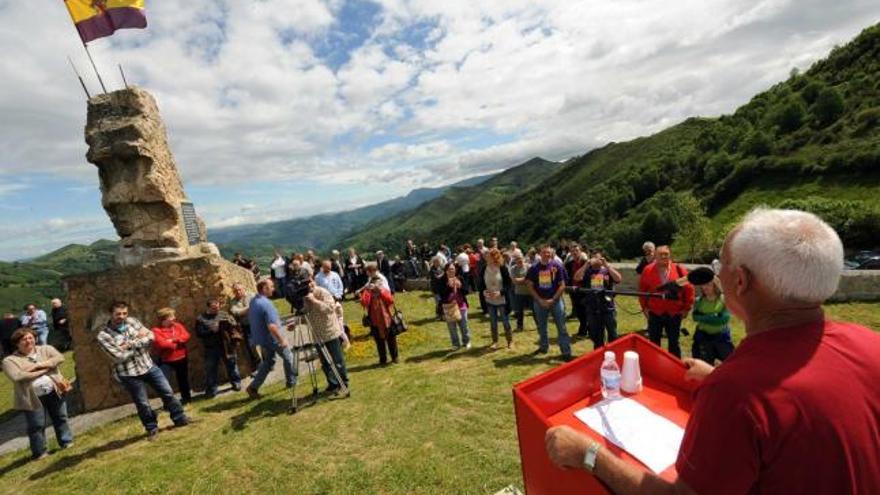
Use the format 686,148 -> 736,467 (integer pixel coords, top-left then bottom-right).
545,208 -> 880,495
638,245 -> 695,357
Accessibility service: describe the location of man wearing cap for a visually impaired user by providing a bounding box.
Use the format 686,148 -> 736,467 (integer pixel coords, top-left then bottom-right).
545,208 -> 880,495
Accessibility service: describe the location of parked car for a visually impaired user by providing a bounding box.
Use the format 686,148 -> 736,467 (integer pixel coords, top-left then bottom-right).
844,254 -> 880,270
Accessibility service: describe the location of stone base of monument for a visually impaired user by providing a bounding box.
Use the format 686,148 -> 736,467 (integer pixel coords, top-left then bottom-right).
64,253 -> 258,412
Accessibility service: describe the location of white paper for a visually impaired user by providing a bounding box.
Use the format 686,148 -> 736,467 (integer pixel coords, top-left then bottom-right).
574,397 -> 684,474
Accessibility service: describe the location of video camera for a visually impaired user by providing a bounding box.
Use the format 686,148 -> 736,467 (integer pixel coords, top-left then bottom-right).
285,269 -> 312,313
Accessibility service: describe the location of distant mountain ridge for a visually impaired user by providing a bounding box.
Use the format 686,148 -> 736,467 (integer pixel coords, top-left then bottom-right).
210,172 -> 496,259
339,157 -> 563,252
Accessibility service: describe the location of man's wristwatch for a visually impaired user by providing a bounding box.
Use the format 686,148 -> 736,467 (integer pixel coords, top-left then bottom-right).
583,440 -> 602,473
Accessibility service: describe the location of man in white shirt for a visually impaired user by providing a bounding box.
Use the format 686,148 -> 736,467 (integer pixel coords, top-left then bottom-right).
315,260 -> 344,301
455,248 -> 471,276
270,252 -> 288,297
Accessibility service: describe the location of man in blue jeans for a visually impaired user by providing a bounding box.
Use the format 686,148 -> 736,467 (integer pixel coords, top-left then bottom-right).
96,301 -> 189,438
246,279 -> 298,399
195,299 -> 243,398
526,245 -> 573,361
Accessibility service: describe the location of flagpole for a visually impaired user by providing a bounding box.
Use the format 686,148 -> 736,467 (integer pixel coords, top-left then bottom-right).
118,64 -> 129,88
67,55 -> 91,99
82,42 -> 108,94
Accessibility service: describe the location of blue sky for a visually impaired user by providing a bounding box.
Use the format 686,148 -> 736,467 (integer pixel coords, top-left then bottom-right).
1,0 -> 879,260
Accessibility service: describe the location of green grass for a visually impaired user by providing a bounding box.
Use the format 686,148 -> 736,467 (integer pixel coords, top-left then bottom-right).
0,291 -> 877,494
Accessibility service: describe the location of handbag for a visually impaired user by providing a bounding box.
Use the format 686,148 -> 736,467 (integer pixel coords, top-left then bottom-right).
52,375 -> 73,395
390,310 -> 407,336
442,302 -> 462,323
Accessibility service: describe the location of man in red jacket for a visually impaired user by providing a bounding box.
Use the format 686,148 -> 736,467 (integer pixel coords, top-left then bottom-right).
637,245 -> 694,357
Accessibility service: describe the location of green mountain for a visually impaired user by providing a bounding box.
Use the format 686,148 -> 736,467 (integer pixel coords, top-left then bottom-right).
210,173 -> 494,261
340,157 -> 563,252
359,23 -> 880,260
0,239 -> 117,312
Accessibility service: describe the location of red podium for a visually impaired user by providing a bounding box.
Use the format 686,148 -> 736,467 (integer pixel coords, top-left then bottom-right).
513,334 -> 697,494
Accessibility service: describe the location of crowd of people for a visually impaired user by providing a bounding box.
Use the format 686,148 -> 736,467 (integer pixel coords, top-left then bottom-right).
1,234 -> 733,461
3,208 -> 878,495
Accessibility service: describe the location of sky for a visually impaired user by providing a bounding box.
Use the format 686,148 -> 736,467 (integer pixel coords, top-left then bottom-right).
0,0 -> 878,261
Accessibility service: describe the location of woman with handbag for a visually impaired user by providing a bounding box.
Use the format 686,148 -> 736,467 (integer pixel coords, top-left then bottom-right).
2,328 -> 74,460
360,275 -> 400,365
437,262 -> 472,350
480,248 -> 514,350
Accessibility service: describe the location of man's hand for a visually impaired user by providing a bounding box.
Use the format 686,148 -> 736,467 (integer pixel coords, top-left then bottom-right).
545,426 -> 592,469
683,358 -> 714,381
136,329 -> 150,338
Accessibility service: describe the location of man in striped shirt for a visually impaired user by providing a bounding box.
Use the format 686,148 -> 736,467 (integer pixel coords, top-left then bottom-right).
97,301 -> 189,438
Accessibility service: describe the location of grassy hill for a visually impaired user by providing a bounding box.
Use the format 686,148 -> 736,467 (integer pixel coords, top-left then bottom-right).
0,240 -> 116,312
340,157 -> 562,253
357,23 -> 880,260
210,173 -> 494,262
1,290 -> 878,493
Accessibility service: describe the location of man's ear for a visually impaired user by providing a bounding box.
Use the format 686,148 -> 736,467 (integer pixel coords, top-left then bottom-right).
735,265 -> 751,296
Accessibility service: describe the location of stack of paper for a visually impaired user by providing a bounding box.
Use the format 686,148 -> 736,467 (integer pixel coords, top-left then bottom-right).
574,398 -> 684,473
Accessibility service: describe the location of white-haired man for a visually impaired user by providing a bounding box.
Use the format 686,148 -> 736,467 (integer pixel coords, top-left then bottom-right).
545,208 -> 880,494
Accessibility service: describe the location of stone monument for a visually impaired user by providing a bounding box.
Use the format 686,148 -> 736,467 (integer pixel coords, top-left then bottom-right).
64,87 -> 258,412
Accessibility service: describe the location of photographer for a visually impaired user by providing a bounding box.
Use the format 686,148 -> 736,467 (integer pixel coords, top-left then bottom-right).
359,275 -> 399,365
300,274 -> 349,397
196,299 -> 243,398
564,244 -> 589,338
573,250 -> 622,350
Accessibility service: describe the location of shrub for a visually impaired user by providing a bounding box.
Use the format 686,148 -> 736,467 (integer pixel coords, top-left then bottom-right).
742,130 -> 773,157
811,87 -> 845,127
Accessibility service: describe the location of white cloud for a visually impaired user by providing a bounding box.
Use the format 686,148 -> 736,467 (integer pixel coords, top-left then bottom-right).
0,0 -> 878,258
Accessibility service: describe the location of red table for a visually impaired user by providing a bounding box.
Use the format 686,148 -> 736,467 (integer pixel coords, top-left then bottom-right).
513,334 -> 697,494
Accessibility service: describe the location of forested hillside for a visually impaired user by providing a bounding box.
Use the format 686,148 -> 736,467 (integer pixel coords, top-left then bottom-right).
340,157 -> 562,252
372,23 -> 880,260
0,240 -> 116,312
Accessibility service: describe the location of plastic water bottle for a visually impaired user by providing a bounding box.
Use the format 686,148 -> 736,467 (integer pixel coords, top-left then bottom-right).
600,351 -> 622,400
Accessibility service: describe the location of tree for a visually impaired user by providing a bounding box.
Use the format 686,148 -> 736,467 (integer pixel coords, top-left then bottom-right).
671,193 -> 716,262
742,130 -> 772,157
774,98 -> 805,134
811,87 -> 845,127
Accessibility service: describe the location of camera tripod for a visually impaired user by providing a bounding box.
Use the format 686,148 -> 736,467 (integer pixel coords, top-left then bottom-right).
281,312 -> 350,414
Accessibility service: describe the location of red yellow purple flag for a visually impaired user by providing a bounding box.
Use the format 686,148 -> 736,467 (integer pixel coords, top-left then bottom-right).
63,0 -> 147,44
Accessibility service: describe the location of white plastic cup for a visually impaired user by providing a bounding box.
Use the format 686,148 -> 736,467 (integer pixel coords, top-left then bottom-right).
620,350 -> 643,394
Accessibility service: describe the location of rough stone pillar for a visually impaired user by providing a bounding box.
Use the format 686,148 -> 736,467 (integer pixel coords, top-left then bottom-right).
66,87 -> 261,412
85,86 -> 214,266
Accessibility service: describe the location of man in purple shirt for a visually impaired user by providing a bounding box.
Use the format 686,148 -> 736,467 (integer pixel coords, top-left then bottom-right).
526,245 -> 573,361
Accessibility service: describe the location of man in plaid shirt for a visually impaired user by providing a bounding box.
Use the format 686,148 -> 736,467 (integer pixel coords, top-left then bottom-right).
97,301 -> 189,438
